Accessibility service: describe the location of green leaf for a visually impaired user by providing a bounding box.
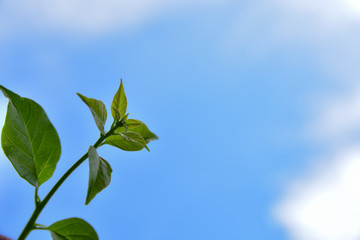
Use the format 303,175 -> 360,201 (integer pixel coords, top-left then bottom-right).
121,113 -> 129,121
46,218 -> 98,240
86,146 -> 112,205
0,85 -> 61,187
116,120 -> 158,144
111,79 -> 127,121
77,93 -> 107,135
125,119 -> 142,129
102,131 -> 149,151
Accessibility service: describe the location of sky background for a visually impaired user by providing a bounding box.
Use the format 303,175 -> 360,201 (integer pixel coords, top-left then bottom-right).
1,0 -> 360,239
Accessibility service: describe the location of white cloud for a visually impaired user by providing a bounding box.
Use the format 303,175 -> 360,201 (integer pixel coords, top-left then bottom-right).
275,149 -> 360,240
254,0 -> 360,239
0,0 -> 222,37
275,85 -> 360,239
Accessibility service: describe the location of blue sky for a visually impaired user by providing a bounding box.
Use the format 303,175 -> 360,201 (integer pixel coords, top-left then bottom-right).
1,1 -> 360,239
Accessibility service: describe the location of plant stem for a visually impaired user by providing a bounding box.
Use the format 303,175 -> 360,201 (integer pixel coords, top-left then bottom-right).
34,187 -> 39,207
18,122 -> 123,240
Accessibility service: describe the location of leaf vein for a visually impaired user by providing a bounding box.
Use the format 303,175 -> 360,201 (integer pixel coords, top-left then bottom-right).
6,136 -> 34,172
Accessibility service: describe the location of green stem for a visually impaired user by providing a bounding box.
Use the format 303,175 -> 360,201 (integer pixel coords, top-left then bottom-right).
33,223 -> 47,231
17,122 -> 123,240
34,187 -> 39,207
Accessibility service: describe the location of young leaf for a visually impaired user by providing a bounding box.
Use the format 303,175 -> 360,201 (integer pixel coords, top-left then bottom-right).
111,79 -> 127,121
77,93 -> 107,135
116,120 -> 158,144
121,113 -> 129,121
102,131 -> 149,151
125,119 -> 142,129
46,218 -> 98,240
86,146 -> 113,205
0,85 -> 61,187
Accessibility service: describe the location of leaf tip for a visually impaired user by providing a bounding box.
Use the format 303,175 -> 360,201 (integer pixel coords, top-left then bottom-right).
76,92 -> 85,99
0,85 -> 9,98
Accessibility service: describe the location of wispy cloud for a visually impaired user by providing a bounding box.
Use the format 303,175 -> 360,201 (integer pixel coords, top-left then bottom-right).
230,0 -> 360,239
276,87 -> 360,239
225,0 -> 360,82
0,0 -> 223,37
307,86 -> 360,143
0,0 -> 167,37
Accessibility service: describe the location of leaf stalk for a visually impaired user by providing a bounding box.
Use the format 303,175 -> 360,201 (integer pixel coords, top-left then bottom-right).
17,121 -> 123,240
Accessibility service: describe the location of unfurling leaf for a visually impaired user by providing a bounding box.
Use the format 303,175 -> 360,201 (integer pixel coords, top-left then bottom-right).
111,79 -> 127,121
0,85 -> 61,187
121,113 -> 129,121
77,93 -> 107,134
46,218 -> 98,240
102,131 -> 149,151
117,120 -> 158,144
86,146 -> 112,205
